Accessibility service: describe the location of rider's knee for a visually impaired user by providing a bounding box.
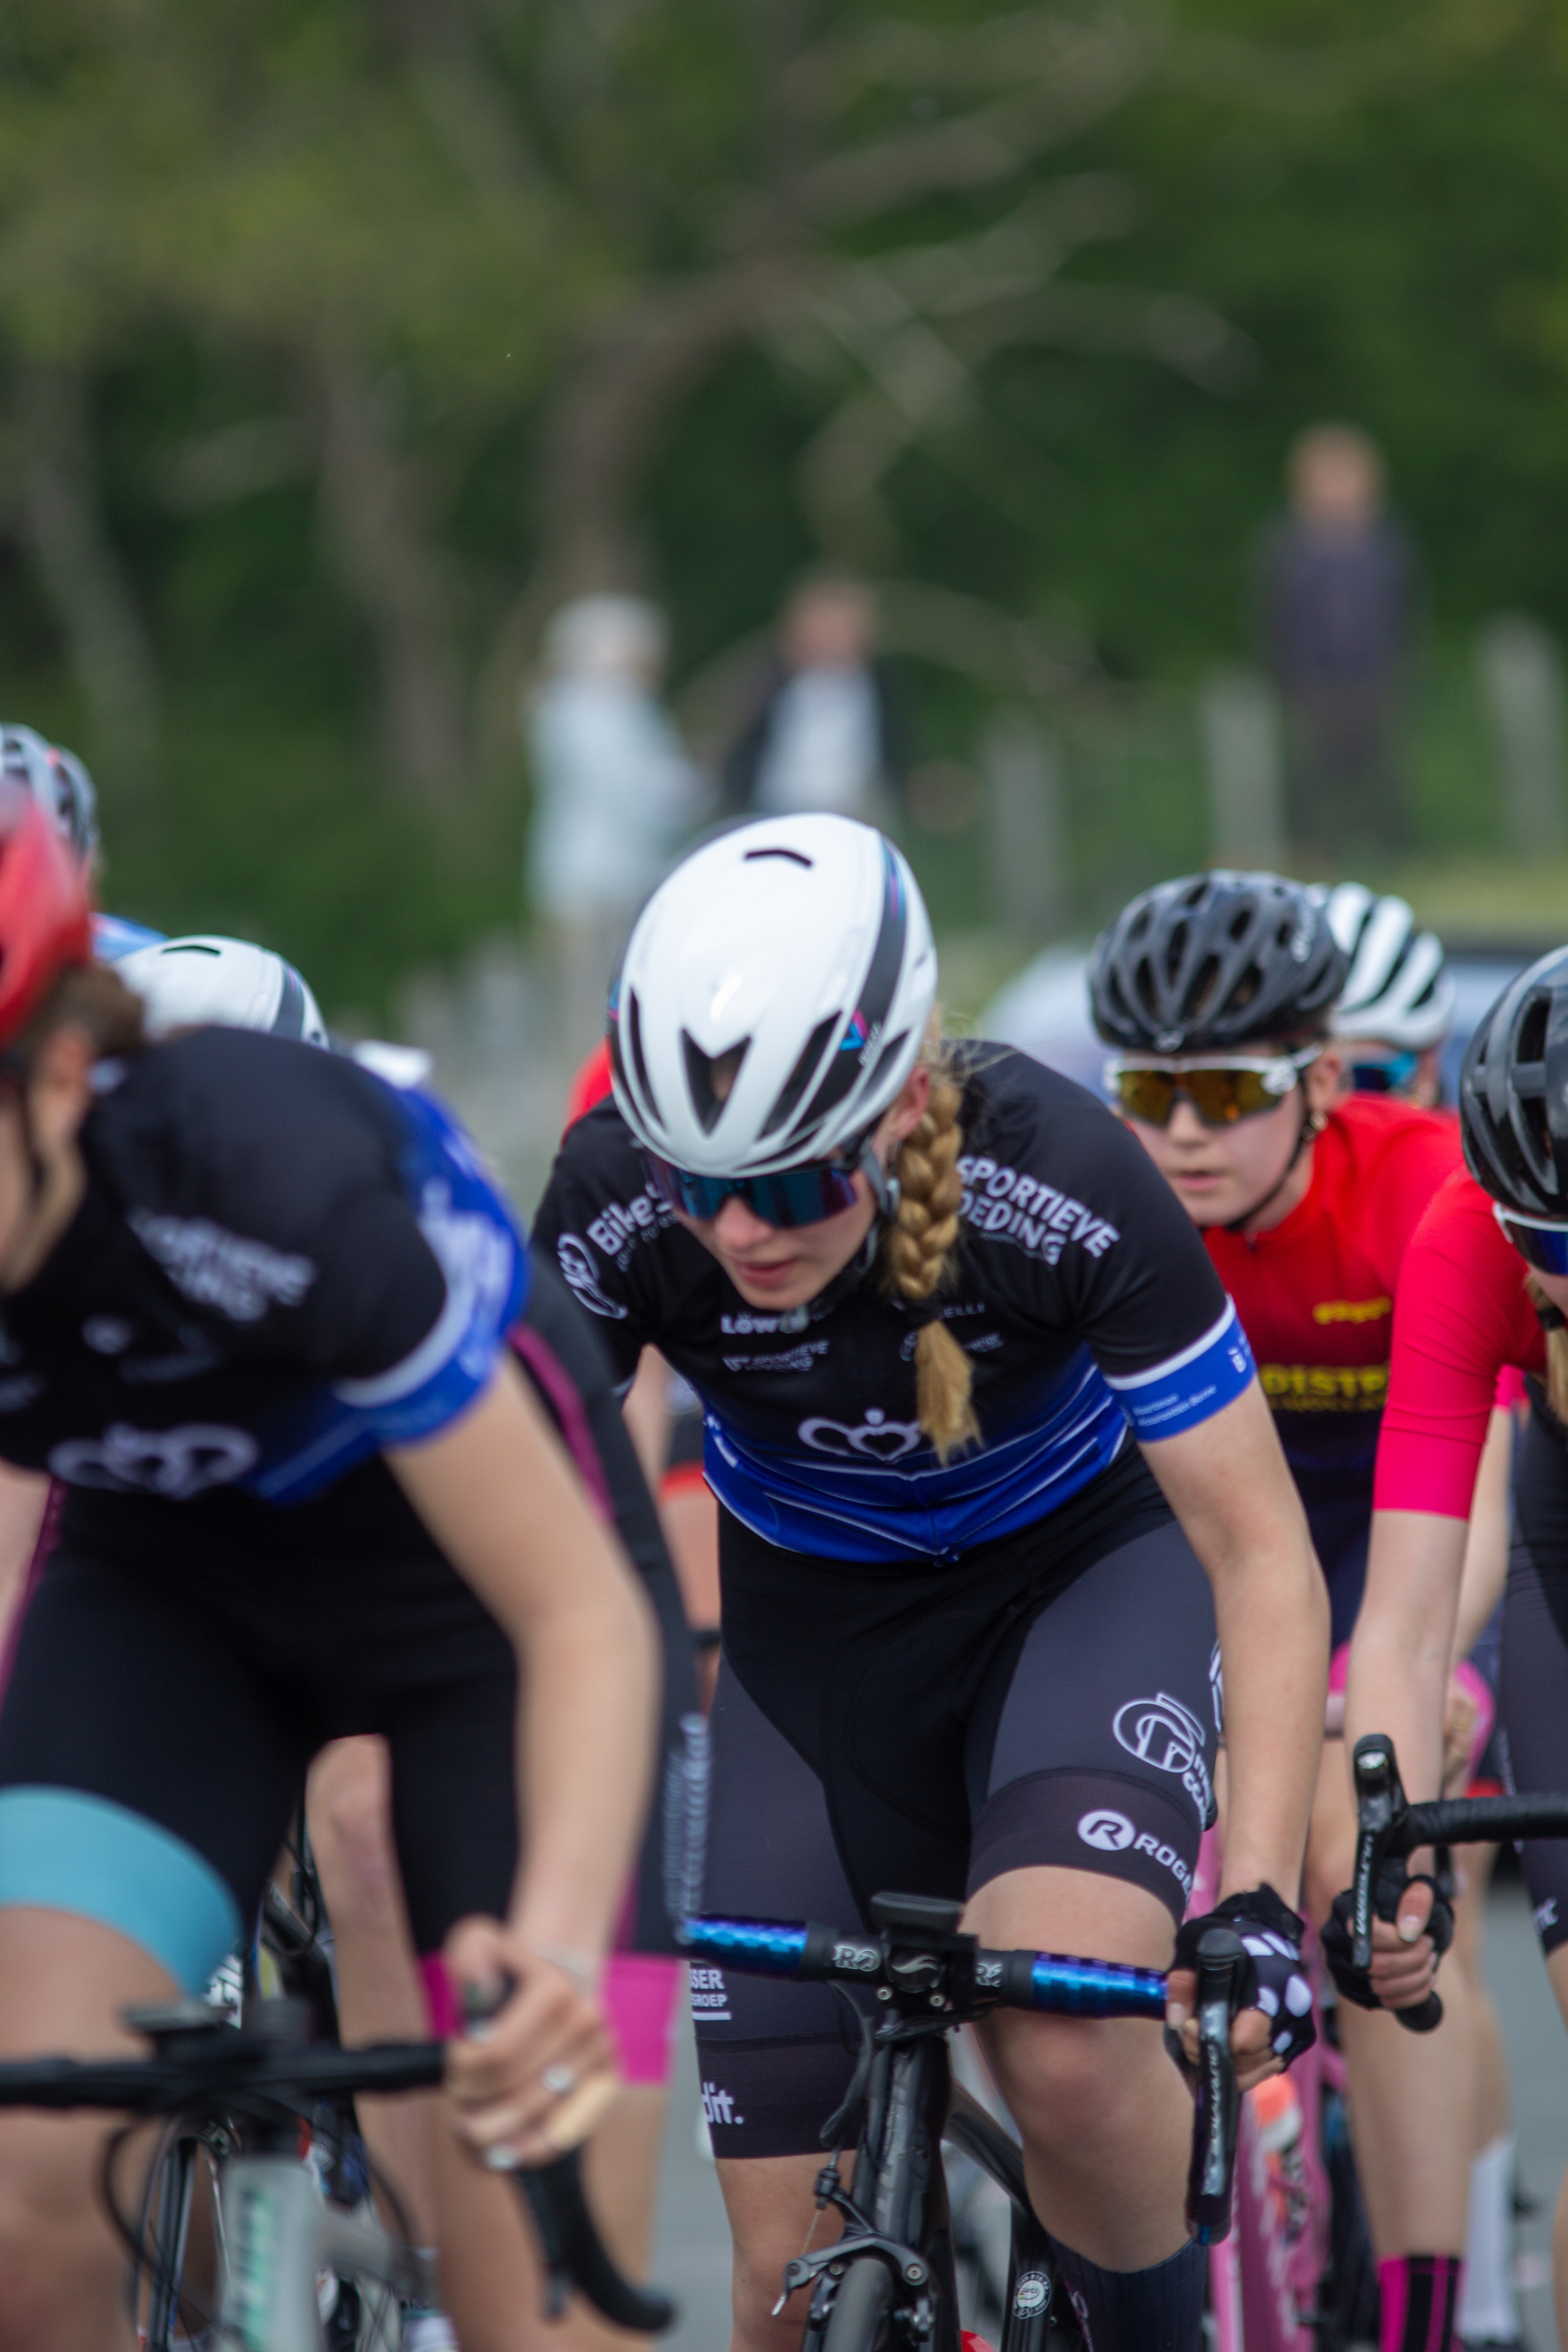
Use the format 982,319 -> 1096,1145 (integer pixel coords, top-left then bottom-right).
986,2014 -> 1133,2151
306,1737 -> 396,1906
0,2122 -> 120,2346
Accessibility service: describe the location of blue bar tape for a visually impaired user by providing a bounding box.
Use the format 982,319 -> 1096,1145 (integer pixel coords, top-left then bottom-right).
678,1916 -> 809,1976
0,1788 -> 241,1995
1028,1953 -> 1167,2020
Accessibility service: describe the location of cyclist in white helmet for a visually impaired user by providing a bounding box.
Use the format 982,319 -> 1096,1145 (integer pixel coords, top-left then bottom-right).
0,724 -> 99,868
1327,884 -> 1455,1105
534,813 -> 1330,2352
118,934 -> 329,1048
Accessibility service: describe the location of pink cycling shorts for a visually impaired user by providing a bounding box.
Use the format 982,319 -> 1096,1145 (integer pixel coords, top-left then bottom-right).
419,1950 -> 681,2087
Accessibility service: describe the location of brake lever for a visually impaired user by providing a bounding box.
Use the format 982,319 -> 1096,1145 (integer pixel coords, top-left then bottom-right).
1350,1736 -> 1443,2035
1186,1926 -> 1244,2245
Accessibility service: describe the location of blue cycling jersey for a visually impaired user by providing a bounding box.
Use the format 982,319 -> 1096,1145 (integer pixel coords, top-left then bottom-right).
533,1045 -> 1254,1564
0,1030 -> 525,1532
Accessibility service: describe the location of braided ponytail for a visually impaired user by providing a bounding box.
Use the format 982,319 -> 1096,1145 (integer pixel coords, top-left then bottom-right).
883,1047 -> 978,1461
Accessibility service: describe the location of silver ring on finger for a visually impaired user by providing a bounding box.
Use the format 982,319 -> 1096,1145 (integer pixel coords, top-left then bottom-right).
542,2063 -> 576,2098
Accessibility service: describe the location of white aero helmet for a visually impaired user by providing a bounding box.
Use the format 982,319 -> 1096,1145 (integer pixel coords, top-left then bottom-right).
611,815 -> 936,1174
1326,883 -> 1455,1052
119,935 -> 328,1047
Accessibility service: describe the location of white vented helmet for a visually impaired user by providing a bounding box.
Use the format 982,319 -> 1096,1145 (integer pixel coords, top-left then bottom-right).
1326,883 -> 1455,1052
118,935 -> 328,1047
611,815 -> 937,1174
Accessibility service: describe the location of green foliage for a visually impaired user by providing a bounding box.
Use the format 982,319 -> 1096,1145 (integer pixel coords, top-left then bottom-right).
1,0 -> 1566,1010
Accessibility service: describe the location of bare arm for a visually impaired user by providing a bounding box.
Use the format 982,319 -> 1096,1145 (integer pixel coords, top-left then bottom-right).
387,1353 -> 659,2160
1142,1380 -> 1328,1905
1345,1508 -> 1466,1811
1451,1405 -> 1514,1664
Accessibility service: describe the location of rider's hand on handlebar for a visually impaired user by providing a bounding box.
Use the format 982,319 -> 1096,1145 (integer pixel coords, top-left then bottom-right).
1165,1975 -> 1280,2092
441,1916 -> 616,2169
1322,1870 -> 1450,2011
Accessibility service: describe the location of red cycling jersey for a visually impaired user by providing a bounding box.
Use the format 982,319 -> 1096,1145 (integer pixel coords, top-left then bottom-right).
1203,1093 -> 1461,1479
1374,1167 -> 1544,1518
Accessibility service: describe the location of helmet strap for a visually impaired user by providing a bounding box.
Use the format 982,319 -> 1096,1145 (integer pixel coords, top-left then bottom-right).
1224,1099 -> 1327,1238
858,1135 -> 902,1224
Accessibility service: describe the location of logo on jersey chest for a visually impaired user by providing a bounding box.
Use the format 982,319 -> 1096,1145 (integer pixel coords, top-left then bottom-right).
956,1157 -> 1119,1264
798,1408 -> 923,1462
556,1235 -> 629,1319
128,1210 -> 315,1325
48,1421 -> 259,1497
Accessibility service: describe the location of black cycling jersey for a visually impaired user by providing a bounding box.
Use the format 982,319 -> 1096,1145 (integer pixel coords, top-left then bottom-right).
0,1028 -> 524,1556
532,1046 -> 1253,1563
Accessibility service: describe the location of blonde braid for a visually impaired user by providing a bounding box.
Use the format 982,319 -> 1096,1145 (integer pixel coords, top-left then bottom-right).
883,1051 -> 978,1461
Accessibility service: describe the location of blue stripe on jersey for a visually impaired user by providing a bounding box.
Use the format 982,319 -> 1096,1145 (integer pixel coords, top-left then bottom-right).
1101,1301 -> 1253,1440
701,1305 -> 1254,1564
93,913 -> 166,962
245,1085 -> 528,1503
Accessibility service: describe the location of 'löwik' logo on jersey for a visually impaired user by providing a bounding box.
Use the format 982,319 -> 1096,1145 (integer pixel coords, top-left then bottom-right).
129,1210 -> 316,1324
555,1235 -> 629,1320
1112,1691 -> 1212,1817
798,1407 -> 923,1462
956,1156 -> 1119,1266
49,1421 -> 259,1497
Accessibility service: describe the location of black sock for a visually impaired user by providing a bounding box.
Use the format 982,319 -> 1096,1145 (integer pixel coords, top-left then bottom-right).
1051,2237 -> 1207,2352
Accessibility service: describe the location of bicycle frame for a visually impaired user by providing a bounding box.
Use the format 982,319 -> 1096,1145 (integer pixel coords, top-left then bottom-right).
685,1890 -> 1245,2352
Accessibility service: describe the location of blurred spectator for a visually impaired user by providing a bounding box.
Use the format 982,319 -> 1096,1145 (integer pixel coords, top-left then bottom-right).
722,575 -> 903,819
1257,425 -> 1416,865
525,593 -> 704,1059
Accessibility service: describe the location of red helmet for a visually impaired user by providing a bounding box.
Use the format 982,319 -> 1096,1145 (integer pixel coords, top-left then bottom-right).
0,787 -> 93,1053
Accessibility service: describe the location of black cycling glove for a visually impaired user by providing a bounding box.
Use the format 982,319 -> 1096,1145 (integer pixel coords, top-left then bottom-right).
1321,1870 -> 1455,2013
1174,1885 -> 1316,2065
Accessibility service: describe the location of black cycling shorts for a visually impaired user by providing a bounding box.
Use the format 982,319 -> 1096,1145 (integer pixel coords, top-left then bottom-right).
1499,1402 -> 1568,1956
691,1454 -> 1220,2158
0,1515 -> 521,1993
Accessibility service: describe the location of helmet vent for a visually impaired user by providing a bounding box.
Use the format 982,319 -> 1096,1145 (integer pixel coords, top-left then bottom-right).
742,847 -> 812,868
162,942 -> 220,957
760,1013 -> 838,1139
682,1032 -> 750,1134
626,987 -> 660,1123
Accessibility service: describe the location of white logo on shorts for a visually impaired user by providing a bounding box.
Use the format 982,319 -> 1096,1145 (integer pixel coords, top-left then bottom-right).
1113,1692 -> 1212,1816
1014,2274 -> 1051,2316
1077,1808 -> 1135,1853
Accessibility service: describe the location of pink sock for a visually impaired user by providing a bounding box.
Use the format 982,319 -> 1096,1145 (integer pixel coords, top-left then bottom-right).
1378,2254 -> 1463,2352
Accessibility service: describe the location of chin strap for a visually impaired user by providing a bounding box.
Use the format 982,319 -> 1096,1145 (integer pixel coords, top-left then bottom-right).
1223,1101 -> 1326,1238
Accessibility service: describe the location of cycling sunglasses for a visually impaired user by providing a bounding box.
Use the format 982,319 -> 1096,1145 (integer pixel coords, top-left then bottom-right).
1494,1202 -> 1568,1277
1105,1048 -> 1321,1130
1348,1051 -> 1418,1097
644,1132 -> 886,1230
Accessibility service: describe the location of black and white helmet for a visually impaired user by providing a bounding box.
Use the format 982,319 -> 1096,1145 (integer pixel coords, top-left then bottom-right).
1326,884 -> 1454,1052
0,724 -> 98,865
1089,870 -> 1347,1054
118,935 -> 328,1047
610,815 -> 936,1174
1460,946 -> 1568,1216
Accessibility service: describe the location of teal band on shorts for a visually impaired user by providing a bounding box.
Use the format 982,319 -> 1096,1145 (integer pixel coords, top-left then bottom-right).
0,1786 -> 241,1994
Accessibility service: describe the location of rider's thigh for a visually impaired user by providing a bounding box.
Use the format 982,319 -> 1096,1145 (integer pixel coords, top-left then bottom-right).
963,1865 -> 1176,2145
718,2151 -> 849,2352
0,1907 -> 174,2352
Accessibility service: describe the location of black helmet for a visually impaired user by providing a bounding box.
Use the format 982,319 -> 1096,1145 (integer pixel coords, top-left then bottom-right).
1089,870 -> 1348,1054
1460,946 -> 1568,1215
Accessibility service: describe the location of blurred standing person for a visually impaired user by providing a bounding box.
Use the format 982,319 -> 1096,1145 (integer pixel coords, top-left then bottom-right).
722,574 -> 902,819
1258,426 -> 1416,866
526,594 -> 704,1061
